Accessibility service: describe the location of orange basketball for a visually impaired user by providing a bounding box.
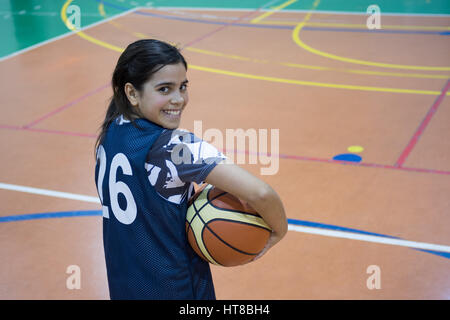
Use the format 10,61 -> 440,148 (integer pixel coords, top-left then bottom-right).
186,184 -> 271,267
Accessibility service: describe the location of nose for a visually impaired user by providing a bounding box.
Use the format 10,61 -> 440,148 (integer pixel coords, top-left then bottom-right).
170,91 -> 185,105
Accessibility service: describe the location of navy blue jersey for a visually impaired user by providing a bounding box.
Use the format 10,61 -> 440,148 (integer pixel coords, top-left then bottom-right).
95,116 -> 225,299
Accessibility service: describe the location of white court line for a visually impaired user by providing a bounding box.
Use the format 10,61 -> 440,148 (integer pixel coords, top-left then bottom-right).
1,181 -> 449,254
0,11 -> 104,17
0,182 -> 100,203
0,7 -> 139,62
288,225 -> 450,254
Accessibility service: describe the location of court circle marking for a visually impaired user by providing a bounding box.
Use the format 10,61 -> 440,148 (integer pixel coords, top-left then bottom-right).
61,1 -> 450,96
97,3 -> 450,80
290,0 -> 450,71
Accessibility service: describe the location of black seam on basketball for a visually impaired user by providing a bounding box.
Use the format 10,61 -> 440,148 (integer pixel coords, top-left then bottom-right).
209,218 -> 272,233
201,225 -> 223,266
189,189 -> 208,228
195,189 -> 234,265
191,223 -> 210,263
187,189 -> 209,226
189,187 -> 226,224
186,217 -> 210,263
196,186 -> 253,217
192,193 -> 256,258
192,187 -> 227,227
189,186 -> 267,262
207,218 -> 271,255
187,187 -> 224,265
202,222 -> 261,257
200,188 -> 227,212
189,198 -> 200,226
208,204 -> 262,217
207,190 -> 262,218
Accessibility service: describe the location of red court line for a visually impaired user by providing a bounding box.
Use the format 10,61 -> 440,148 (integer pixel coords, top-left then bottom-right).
222,148 -> 450,176
1,122 -> 449,175
25,127 -> 97,138
180,1 -> 272,49
22,82 -> 111,129
278,153 -> 450,176
0,124 -> 96,138
395,79 -> 450,167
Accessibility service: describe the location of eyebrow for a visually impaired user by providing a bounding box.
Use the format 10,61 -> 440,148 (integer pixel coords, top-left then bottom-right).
155,79 -> 189,87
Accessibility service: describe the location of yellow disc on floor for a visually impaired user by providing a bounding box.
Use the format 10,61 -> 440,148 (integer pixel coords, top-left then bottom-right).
347,145 -> 364,153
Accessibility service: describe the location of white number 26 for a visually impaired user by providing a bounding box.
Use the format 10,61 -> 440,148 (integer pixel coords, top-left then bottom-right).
96,145 -> 137,225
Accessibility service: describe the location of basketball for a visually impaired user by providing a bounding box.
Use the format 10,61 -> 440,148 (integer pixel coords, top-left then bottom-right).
186,184 -> 272,267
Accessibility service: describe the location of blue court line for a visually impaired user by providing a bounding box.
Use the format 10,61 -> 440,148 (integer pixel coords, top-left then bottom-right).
96,0 -> 449,36
287,218 -> 392,238
0,210 -> 102,222
302,26 -> 449,36
287,218 -> 450,259
1,210 -> 448,259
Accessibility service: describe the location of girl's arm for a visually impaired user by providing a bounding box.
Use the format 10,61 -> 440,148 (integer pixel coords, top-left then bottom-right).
204,161 -> 288,259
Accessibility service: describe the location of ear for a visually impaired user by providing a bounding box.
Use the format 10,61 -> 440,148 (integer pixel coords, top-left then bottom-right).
124,83 -> 140,107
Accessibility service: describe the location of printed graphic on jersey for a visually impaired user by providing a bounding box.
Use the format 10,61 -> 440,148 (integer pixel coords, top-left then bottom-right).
145,129 -> 226,204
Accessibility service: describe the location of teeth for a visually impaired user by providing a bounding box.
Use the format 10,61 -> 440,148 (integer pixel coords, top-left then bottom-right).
163,110 -> 181,115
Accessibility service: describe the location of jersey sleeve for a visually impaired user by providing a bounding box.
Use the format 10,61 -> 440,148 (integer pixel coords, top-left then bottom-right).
145,128 -> 227,204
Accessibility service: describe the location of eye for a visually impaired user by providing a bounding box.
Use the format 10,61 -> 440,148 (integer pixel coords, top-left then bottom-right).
180,83 -> 188,91
158,86 -> 170,94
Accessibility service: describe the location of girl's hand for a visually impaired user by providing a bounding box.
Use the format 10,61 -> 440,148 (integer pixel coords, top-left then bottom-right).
252,230 -> 286,262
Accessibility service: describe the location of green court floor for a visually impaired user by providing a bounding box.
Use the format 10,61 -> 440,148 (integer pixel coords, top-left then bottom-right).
1,0 -> 449,59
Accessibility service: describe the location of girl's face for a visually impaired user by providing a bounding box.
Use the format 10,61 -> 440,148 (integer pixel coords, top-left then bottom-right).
126,62 -> 189,129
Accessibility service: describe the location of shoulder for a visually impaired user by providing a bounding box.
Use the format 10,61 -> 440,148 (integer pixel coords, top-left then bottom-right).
149,128 -> 226,164
143,128 -> 226,204
152,128 -> 200,148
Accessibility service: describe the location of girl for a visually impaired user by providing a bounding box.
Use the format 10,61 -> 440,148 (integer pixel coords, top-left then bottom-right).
95,39 -> 287,300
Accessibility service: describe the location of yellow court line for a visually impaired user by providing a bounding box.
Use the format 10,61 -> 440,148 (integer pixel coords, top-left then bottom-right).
60,0 -> 450,96
291,0 -> 450,71
187,47 -> 449,79
187,64 -> 449,96
251,0 -> 298,24
98,2 -> 159,40
61,0 -> 123,53
186,47 -> 252,61
280,62 -> 449,79
96,5 -> 449,80
96,2 -> 449,79
98,2 -> 106,16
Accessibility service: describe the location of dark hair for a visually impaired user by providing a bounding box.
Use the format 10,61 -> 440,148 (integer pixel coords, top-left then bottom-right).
95,39 -> 187,152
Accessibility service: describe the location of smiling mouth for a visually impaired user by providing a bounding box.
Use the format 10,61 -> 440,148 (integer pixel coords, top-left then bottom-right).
162,110 -> 181,116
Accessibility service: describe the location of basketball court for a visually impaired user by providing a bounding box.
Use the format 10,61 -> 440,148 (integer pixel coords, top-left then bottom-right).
0,0 -> 449,299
